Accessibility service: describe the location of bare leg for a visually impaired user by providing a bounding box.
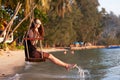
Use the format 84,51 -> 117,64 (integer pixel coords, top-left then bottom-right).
47,54 -> 76,70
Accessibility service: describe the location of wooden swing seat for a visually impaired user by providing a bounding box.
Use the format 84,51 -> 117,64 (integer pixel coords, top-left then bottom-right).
24,37 -> 43,40
25,58 -> 45,62
24,35 -> 44,62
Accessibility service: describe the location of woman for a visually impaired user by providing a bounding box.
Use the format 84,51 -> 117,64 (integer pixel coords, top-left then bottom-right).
24,18 -> 76,70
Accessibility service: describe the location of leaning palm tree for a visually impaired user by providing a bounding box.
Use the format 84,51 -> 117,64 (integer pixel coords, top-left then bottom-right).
0,0 -> 76,44
56,0 -> 76,18
24,0 -> 76,18
1,2 -> 22,43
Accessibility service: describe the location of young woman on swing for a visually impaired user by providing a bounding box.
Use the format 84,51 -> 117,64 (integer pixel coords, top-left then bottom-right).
24,18 -> 76,70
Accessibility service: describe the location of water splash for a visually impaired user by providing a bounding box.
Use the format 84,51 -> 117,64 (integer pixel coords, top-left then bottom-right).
75,65 -> 90,79
5,74 -> 20,80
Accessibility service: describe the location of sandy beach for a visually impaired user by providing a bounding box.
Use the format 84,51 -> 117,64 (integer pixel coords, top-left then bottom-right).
0,46 -> 105,78
0,50 -> 25,77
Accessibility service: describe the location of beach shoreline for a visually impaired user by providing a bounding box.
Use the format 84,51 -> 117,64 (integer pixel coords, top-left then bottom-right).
0,48 -> 67,78
0,46 -> 105,78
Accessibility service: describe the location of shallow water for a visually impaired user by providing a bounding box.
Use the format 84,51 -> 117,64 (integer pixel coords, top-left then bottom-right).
3,48 -> 120,80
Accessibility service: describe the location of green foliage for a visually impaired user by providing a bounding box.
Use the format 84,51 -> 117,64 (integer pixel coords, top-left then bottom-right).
43,0 -> 103,46
34,8 -> 48,23
0,42 -> 24,50
98,12 -> 120,45
1,0 -> 119,46
8,41 -> 17,50
74,0 -> 102,43
0,8 -> 10,20
16,45 -> 24,49
0,43 -> 4,49
0,43 -> 8,51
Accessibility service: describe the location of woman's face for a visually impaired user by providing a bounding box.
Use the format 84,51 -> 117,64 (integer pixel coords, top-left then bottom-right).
35,19 -> 41,29
35,23 -> 40,28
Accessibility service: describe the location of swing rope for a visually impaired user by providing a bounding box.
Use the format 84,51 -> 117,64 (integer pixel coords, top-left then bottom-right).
25,18 -> 33,61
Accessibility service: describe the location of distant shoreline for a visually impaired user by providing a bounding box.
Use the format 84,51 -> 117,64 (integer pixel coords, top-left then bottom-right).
70,45 -> 106,50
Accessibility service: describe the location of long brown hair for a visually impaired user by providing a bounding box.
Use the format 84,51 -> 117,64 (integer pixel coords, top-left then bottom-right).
38,24 -> 44,37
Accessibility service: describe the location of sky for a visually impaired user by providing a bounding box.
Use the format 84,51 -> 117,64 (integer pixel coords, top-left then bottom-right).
98,0 -> 120,16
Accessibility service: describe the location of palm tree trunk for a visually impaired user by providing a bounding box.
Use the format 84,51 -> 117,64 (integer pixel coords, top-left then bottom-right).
1,3 -> 22,43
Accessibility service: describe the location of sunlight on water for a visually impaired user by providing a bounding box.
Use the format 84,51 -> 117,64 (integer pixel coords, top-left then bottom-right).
24,62 -> 36,70
5,74 -> 21,80
75,65 -> 90,79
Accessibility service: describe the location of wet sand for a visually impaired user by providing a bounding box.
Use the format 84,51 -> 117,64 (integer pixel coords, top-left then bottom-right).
0,50 -> 25,77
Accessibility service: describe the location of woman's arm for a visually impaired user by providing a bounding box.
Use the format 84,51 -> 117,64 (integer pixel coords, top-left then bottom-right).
28,30 -> 34,38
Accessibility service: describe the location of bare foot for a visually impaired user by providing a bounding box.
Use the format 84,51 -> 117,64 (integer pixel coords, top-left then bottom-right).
66,64 -> 77,71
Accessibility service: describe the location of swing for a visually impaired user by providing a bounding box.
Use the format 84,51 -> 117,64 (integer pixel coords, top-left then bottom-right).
25,58 -> 45,62
24,37 -> 45,62
23,18 -> 45,62
24,38 -> 45,62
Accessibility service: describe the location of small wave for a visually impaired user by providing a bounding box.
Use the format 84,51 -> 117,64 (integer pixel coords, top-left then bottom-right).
21,73 -> 83,79
3,73 -> 21,80
102,75 -> 120,80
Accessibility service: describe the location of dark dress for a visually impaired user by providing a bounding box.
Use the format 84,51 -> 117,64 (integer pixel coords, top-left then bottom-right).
23,29 -> 50,62
24,35 -> 45,61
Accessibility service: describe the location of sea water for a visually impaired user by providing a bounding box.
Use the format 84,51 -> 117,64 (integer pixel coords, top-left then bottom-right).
3,74 -> 21,80
4,65 -> 90,80
2,48 -> 120,80
74,65 -> 90,79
